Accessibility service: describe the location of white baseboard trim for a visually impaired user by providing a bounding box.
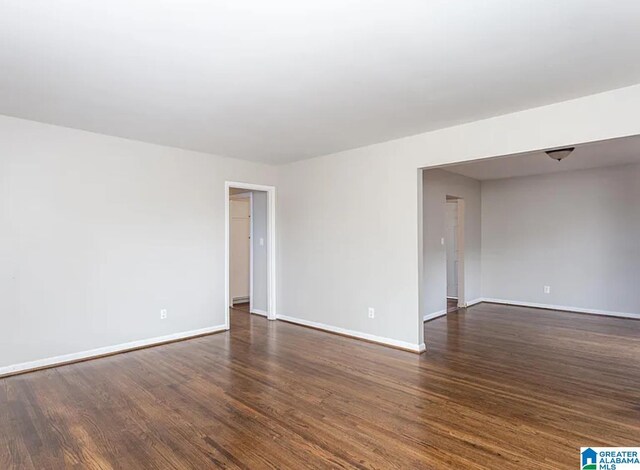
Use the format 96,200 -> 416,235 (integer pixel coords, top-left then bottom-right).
446,296 -> 458,300
277,314 -> 425,353
250,308 -> 268,317
482,298 -> 640,320
0,324 -> 228,377
232,296 -> 249,305
423,297 -> 484,321
423,309 -> 447,322
465,298 -> 483,307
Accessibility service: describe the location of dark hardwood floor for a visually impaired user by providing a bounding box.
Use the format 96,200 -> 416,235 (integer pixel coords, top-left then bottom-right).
1,303 -> 639,469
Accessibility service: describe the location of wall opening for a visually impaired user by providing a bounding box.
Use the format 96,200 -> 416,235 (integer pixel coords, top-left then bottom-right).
225,182 -> 277,328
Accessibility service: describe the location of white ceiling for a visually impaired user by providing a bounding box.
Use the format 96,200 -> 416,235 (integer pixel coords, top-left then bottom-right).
443,135 -> 640,180
2,1 -> 640,164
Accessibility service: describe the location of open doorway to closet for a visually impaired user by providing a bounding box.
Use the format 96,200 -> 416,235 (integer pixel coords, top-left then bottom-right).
225,182 -> 277,328
229,190 -> 253,312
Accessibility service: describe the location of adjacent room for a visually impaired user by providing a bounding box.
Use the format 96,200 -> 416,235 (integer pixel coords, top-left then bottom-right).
1,1 -> 639,468
422,135 -> 640,323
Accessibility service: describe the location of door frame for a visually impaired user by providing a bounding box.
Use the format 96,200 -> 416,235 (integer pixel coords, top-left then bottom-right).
225,181 -> 277,328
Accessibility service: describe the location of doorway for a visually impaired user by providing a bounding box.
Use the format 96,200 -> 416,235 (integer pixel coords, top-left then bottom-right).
225,182 -> 277,329
445,196 -> 465,312
229,191 -> 252,309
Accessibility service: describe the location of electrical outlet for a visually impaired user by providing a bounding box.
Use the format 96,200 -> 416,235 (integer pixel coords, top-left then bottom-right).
160,309 -> 167,319
368,307 -> 375,319
544,286 -> 551,294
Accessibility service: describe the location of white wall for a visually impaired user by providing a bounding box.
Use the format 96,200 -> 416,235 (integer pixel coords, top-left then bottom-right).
0,115 -> 276,371
423,170 -> 481,317
482,162 -> 640,315
250,191 -> 268,313
278,84 -> 640,349
3,84 -> 640,367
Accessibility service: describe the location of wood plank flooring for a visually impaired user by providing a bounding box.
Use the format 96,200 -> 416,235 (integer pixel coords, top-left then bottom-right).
1,303 -> 639,469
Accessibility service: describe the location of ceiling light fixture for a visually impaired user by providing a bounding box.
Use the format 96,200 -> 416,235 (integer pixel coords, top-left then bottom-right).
545,147 -> 575,162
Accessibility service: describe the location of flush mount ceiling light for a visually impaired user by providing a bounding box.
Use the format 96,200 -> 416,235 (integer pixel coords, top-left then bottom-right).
545,147 -> 575,162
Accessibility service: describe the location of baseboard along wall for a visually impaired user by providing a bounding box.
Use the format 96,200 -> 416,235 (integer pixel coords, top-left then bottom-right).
0,324 -> 227,378
482,298 -> 640,320
424,297 -> 639,322
277,314 -> 426,353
